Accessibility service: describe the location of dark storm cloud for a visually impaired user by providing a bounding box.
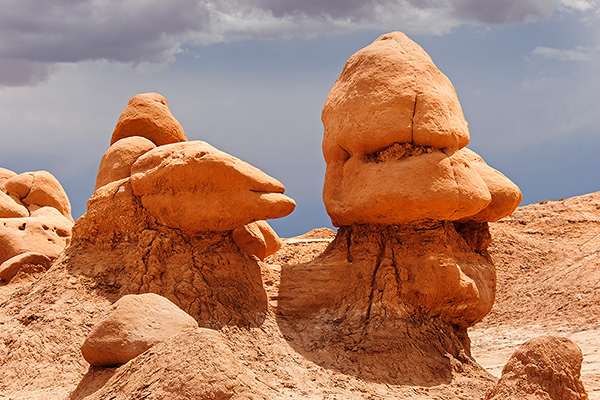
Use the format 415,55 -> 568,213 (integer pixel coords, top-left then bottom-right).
0,0 -> 561,86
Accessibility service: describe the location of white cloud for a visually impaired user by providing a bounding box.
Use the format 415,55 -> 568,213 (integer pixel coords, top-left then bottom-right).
558,0 -> 597,11
531,45 -> 599,61
0,0 -> 582,86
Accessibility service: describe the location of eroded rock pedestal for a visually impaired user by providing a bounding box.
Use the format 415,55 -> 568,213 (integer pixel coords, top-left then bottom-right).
69,92 -> 295,328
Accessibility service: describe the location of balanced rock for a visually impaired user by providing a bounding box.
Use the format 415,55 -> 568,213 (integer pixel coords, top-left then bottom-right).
486,336 -> 588,400
95,136 -> 156,191
81,293 -> 198,367
232,220 -> 282,261
322,32 -> 521,226
110,92 -> 187,146
130,141 -> 295,232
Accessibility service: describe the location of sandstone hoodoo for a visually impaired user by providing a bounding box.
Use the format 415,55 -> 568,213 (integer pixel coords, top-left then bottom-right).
279,31 -> 522,384
0,168 -> 73,282
71,92 -> 295,327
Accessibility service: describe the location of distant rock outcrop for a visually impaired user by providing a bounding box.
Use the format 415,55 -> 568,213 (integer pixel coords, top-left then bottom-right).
486,336 -> 588,400
70,92 -> 294,327
81,293 -> 198,367
0,168 -> 73,282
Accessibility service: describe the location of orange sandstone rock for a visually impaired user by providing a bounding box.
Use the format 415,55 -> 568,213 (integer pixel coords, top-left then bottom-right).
322,31 -> 469,162
0,251 -> 52,282
0,206 -> 72,266
0,191 -> 29,218
322,32 -> 520,226
4,171 -> 73,222
110,92 -> 187,146
130,141 -> 296,232
95,136 -> 156,191
0,167 -> 16,190
486,336 -> 588,400
232,220 -> 282,260
81,293 -> 198,367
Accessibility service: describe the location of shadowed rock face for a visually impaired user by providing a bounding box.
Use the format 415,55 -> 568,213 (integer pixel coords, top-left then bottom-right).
71,92 -> 295,327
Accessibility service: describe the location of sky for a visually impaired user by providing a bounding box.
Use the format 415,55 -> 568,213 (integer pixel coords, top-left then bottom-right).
0,0 -> 598,237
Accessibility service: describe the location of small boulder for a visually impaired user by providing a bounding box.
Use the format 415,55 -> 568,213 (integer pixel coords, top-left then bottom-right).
95,136 -> 156,191
486,336 -> 588,400
110,92 -> 187,146
81,293 -> 199,367
130,141 -> 296,232
0,251 -> 52,282
232,220 -> 282,260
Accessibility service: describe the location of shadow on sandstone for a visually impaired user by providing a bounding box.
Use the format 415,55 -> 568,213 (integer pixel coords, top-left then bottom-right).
276,222 -> 498,387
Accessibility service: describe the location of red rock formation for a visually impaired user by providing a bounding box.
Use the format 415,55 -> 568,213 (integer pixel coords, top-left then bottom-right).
71,92 -> 294,327
0,168 -> 73,282
276,31 -> 522,383
486,336 -> 588,400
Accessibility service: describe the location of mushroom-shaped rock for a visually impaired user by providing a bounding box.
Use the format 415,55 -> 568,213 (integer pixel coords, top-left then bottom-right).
130,141 -> 296,232
322,32 -> 520,226
0,251 -> 52,282
81,293 -> 199,367
95,136 -> 156,191
485,336 -> 588,400
232,220 -> 282,260
110,92 -> 187,146
3,171 -> 73,221
0,206 -> 73,266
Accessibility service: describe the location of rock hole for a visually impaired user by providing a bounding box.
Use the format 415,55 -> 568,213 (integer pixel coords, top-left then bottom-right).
18,223 -> 26,231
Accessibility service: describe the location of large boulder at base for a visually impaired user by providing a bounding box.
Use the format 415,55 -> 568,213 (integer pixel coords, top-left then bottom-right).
130,141 -> 296,232
3,170 -> 73,221
485,336 -> 588,400
95,136 -> 156,191
322,32 -> 520,226
0,251 -> 52,282
232,220 -> 282,260
0,206 -> 73,266
110,92 -> 187,146
81,293 -> 199,367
